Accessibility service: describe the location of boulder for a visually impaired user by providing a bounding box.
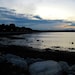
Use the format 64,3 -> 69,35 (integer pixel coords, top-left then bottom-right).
29,60 -> 62,75
4,54 -> 28,70
68,65 -> 75,75
59,61 -> 69,72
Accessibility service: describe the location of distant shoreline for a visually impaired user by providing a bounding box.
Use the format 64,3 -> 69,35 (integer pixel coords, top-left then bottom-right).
34,30 -> 75,32
0,32 -> 33,36
0,31 -> 75,36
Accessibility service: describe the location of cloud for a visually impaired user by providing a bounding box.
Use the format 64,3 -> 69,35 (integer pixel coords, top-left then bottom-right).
70,23 -> 75,26
0,7 -> 75,30
33,15 -> 42,20
64,21 -> 75,26
0,7 -> 31,23
0,0 -> 75,21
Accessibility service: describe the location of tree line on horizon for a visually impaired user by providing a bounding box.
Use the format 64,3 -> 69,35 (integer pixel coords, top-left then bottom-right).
0,24 -> 33,33
0,24 -> 75,33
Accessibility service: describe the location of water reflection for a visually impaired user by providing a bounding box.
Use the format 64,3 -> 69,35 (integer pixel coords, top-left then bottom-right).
0,32 -> 75,51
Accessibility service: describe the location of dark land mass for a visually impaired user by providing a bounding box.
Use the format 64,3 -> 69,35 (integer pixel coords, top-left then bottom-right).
0,24 -> 75,36
0,24 -> 33,36
34,30 -> 75,32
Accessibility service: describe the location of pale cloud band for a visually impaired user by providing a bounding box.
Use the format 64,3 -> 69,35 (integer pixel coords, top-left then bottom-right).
0,0 -> 75,20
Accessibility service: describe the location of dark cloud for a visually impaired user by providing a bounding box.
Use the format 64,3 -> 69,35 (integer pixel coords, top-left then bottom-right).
70,23 -> 75,26
0,7 -> 30,23
33,15 -> 42,20
64,21 -> 75,26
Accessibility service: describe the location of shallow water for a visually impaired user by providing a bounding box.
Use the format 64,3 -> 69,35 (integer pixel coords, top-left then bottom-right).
0,32 -> 75,51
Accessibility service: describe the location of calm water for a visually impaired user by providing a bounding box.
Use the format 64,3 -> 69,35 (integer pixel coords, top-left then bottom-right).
0,32 -> 75,51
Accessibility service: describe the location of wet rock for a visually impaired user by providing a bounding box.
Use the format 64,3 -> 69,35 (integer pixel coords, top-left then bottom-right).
4,54 -> 28,70
71,42 -> 74,44
68,65 -> 75,75
0,56 -> 5,63
45,48 -> 52,51
45,48 -> 55,52
26,58 -> 44,65
29,60 -> 63,75
68,48 -> 75,50
59,61 -> 69,72
37,40 -> 39,41
52,46 -> 61,48
41,41 -> 44,42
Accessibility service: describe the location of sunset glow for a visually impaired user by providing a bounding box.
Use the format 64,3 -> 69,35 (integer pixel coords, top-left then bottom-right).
35,6 -> 71,20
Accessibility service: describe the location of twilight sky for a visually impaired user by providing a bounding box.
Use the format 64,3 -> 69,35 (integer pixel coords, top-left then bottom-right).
0,0 -> 75,30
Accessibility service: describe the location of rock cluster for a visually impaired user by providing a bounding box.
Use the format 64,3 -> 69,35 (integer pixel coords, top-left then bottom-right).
0,54 -> 75,75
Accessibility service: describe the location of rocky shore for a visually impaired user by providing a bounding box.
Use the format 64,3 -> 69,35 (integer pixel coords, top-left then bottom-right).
0,45 -> 75,64
0,45 -> 75,75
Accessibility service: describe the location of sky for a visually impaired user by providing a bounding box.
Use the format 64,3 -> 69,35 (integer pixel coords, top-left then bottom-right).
0,0 -> 75,30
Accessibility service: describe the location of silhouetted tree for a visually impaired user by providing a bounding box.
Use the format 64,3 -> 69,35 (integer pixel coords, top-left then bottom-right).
0,23 -> 33,33
9,24 -> 16,32
9,24 -> 15,28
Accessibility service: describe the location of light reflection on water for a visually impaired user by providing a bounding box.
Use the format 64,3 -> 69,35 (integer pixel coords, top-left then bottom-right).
0,32 -> 75,51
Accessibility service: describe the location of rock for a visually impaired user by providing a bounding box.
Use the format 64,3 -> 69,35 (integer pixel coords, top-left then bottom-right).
0,56 -> 5,63
42,41 -> 44,42
26,58 -> 44,65
4,54 -> 28,70
68,65 -> 75,75
29,60 -> 62,75
71,42 -> 74,44
45,48 -> 52,52
59,61 -> 69,72
37,40 -> 39,41
59,61 -> 69,75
